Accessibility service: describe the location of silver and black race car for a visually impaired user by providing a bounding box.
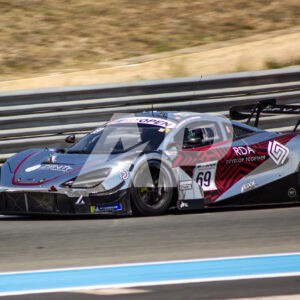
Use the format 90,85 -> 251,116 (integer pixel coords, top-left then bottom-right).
1,99 -> 300,216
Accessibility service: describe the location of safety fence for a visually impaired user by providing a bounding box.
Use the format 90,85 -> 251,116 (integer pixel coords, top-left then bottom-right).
0,67 -> 299,162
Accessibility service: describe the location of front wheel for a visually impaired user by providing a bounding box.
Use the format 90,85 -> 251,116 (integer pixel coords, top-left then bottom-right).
130,160 -> 174,216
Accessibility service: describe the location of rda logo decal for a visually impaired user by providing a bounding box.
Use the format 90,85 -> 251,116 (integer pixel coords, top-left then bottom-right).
268,140 -> 289,165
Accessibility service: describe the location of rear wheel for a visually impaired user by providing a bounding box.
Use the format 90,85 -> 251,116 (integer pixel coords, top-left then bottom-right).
130,160 -> 174,216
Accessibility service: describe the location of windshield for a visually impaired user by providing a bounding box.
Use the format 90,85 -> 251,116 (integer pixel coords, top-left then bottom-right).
67,123 -> 168,154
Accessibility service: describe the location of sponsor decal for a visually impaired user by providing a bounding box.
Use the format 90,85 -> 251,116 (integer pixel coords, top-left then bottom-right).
179,201 -> 189,209
39,164 -> 73,172
24,164 -> 72,173
226,155 -> 266,164
194,162 -> 217,191
268,140 -> 289,165
179,180 -> 193,191
25,165 -> 41,172
111,117 -> 176,128
75,195 -> 85,205
119,169 -> 129,180
241,180 -> 256,193
233,146 -> 255,156
90,203 -> 123,213
263,106 -> 300,113
288,188 -> 297,198
244,155 -> 266,162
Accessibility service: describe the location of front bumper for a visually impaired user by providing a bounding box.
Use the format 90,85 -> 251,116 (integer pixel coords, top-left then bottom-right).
0,189 -> 130,215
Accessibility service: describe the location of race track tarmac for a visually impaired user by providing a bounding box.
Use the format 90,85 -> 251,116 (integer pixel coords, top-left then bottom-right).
1,205 -> 300,299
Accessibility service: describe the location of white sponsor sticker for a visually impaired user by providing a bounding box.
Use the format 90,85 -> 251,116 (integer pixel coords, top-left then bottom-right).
179,180 -> 193,191
241,180 -> 256,193
25,165 -> 41,173
194,162 -> 217,191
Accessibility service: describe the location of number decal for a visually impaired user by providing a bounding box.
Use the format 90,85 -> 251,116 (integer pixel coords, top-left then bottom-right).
196,171 -> 211,188
194,162 -> 217,191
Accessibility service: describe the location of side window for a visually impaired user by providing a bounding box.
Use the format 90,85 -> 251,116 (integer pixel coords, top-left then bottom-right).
174,121 -> 222,150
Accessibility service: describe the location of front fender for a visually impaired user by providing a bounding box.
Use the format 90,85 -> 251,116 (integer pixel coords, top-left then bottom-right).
129,151 -> 177,188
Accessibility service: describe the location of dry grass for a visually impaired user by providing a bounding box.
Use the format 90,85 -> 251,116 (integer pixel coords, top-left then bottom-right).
265,58 -> 300,69
0,0 -> 300,81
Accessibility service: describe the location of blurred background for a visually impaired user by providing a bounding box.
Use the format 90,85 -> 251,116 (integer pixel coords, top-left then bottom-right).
0,0 -> 299,90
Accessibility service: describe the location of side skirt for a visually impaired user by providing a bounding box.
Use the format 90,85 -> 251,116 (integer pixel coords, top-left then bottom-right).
210,173 -> 300,207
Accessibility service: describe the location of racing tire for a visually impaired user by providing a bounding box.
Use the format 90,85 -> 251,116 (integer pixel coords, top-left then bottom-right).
130,160 -> 174,216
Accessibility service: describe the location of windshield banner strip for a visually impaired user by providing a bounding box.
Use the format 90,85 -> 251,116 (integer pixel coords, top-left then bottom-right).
109,117 -> 177,128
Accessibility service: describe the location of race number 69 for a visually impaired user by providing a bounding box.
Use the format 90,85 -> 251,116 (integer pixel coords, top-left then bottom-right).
196,171 -> 211,188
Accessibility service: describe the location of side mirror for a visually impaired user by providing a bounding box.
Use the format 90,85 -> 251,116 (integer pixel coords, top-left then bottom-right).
65,134 -> 76,144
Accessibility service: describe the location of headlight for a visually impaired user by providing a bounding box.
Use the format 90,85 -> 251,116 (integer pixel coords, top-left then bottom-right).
62,168 -> 112,188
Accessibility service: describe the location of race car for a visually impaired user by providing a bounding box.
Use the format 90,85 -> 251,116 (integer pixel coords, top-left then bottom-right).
1,99 -> 300,216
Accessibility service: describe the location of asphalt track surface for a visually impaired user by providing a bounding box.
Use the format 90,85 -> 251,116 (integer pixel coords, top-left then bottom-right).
1,205 -> 300,299
2,277 -> 300,300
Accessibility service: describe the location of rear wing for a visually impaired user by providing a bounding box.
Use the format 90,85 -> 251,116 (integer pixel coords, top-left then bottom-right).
230,99 -> 300,131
